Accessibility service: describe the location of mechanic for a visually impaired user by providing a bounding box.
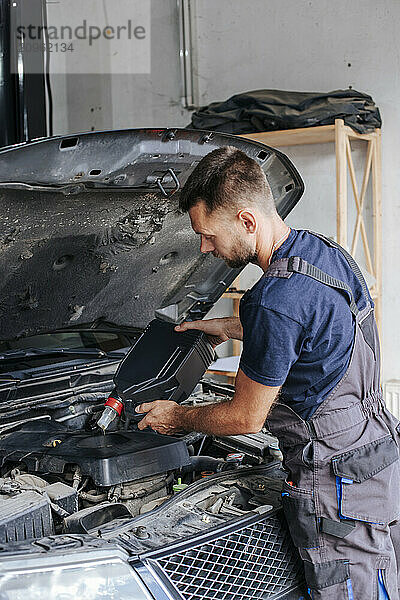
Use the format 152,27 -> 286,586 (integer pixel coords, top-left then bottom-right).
135,146 -> 400,599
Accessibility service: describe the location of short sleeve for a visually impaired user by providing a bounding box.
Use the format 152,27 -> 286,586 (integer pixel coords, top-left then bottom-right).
239,302 -> 307,387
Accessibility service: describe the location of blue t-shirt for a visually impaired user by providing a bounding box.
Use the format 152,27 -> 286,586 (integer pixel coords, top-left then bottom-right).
239,229 -> 371,420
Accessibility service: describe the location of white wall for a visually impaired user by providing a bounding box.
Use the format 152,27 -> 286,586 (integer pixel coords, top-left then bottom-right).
193,0 -> 400,381
50,0 -> 189,134
50,0 -> 400,382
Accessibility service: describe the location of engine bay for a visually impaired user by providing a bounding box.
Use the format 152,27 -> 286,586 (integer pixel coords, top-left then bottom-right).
0,381 -> 285,546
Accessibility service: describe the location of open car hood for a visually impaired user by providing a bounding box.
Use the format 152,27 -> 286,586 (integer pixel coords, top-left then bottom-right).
0,128 -> 304,342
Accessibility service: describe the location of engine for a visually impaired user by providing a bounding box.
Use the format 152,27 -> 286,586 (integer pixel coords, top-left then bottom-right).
0,383 -> 282,544
0,422 -> 191,487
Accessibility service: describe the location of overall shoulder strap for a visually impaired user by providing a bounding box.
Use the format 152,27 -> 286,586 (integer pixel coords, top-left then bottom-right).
305,230 -> 371,305
265,256 -> 360,317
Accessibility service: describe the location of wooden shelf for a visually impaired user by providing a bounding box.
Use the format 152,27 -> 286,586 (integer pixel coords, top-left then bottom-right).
239,119 -> 382,336
240,123 -> 375,147
221,289 -> 243,355
206,369 -> 236,385
222,291 -> 245,300
209,120 -> 382,385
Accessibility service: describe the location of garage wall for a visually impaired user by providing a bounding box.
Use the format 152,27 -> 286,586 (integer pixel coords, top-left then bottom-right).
193,0 -> 400,384
50,0 -> 400,383
50,0 -> 189,134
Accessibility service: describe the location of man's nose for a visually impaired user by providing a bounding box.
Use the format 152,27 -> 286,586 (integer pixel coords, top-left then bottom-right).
200,236 -> 214,254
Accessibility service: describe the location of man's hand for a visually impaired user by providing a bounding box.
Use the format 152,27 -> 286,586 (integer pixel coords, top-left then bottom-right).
136,400 -> 185,435
136,370 -> 280,437
174,317 -> 243,348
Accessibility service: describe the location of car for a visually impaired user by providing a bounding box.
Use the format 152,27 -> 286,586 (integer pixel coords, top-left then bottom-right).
0,128 -> 306,600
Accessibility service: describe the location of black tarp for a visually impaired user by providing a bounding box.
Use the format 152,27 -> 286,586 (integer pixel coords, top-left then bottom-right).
187,89 -> 381,135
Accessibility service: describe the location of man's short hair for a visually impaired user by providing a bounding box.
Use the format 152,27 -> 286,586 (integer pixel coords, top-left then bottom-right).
178,145 -> 275,215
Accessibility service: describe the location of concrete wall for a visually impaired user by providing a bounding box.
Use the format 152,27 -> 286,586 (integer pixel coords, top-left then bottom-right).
50,0 -> 189,134
50,0 -> 400,382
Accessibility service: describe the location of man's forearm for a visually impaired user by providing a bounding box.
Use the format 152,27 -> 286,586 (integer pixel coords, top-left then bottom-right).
178,398 -> 259,436
136,370 -> 279,437
225,317 -> 243,341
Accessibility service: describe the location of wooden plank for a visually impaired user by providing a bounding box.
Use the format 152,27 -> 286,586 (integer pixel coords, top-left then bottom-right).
232,340 -> 242,355
239,124 -> 374,148
350,140 -> 373,262
207,369 -> 237,377
372,130 -> 383,339
206,370 -> 236,384
346,138 -> 374,274
344,126 -> 375,142
336,119 -> 348,248
222,292 -> 245,300
369,286 -> 378,300
239,124 -> 336,147
231,297 -> 242,356
237,123 -> 382,356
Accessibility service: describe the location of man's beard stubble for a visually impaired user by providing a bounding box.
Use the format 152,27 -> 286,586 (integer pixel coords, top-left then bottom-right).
215,236 -> 258,269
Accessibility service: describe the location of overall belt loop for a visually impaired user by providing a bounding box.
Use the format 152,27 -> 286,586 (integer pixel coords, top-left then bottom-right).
305,419 -> 317,441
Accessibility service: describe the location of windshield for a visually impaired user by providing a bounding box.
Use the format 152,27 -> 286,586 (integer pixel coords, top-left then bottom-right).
0,330 -> 138,374
0,330 -> 133,354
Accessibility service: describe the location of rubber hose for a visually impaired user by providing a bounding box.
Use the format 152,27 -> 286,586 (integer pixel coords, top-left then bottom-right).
120,473 -> 174,500
79,490 -> 108,503
180,456 -> 233,474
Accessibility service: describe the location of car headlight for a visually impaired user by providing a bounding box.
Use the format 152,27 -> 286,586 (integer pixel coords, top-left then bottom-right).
0,548 -> 152,600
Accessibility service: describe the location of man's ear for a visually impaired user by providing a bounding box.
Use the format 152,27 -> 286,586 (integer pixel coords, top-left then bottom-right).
237,210 -> 257,233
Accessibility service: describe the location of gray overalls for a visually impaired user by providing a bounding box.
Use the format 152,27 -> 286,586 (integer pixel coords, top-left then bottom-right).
264,233 -> 400,599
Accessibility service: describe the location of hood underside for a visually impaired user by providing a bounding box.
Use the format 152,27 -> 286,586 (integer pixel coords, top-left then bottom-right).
0,128 -> 304,342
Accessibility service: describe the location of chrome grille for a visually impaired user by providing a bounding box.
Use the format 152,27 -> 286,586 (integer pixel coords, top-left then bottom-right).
156,514 -> 304,599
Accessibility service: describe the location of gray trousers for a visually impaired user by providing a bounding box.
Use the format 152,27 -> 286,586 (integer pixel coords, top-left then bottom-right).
275,401 -> 400,599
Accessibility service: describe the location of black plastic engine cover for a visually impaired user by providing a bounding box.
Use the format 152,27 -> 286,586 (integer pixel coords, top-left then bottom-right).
0,423 -> 190,486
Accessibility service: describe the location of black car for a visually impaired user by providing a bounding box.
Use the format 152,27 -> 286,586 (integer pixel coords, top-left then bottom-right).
0,128 -> 306,600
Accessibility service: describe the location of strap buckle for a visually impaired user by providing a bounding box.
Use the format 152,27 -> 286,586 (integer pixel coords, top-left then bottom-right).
287,256 -> 304,273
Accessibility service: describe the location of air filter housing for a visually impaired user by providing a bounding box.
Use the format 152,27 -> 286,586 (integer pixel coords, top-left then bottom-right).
0,489 -> 53,543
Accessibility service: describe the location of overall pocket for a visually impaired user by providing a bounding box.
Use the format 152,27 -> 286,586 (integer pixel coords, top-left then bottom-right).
332,434 -> 400,525
304,559 -> 353,600
281,480 -> 319,548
